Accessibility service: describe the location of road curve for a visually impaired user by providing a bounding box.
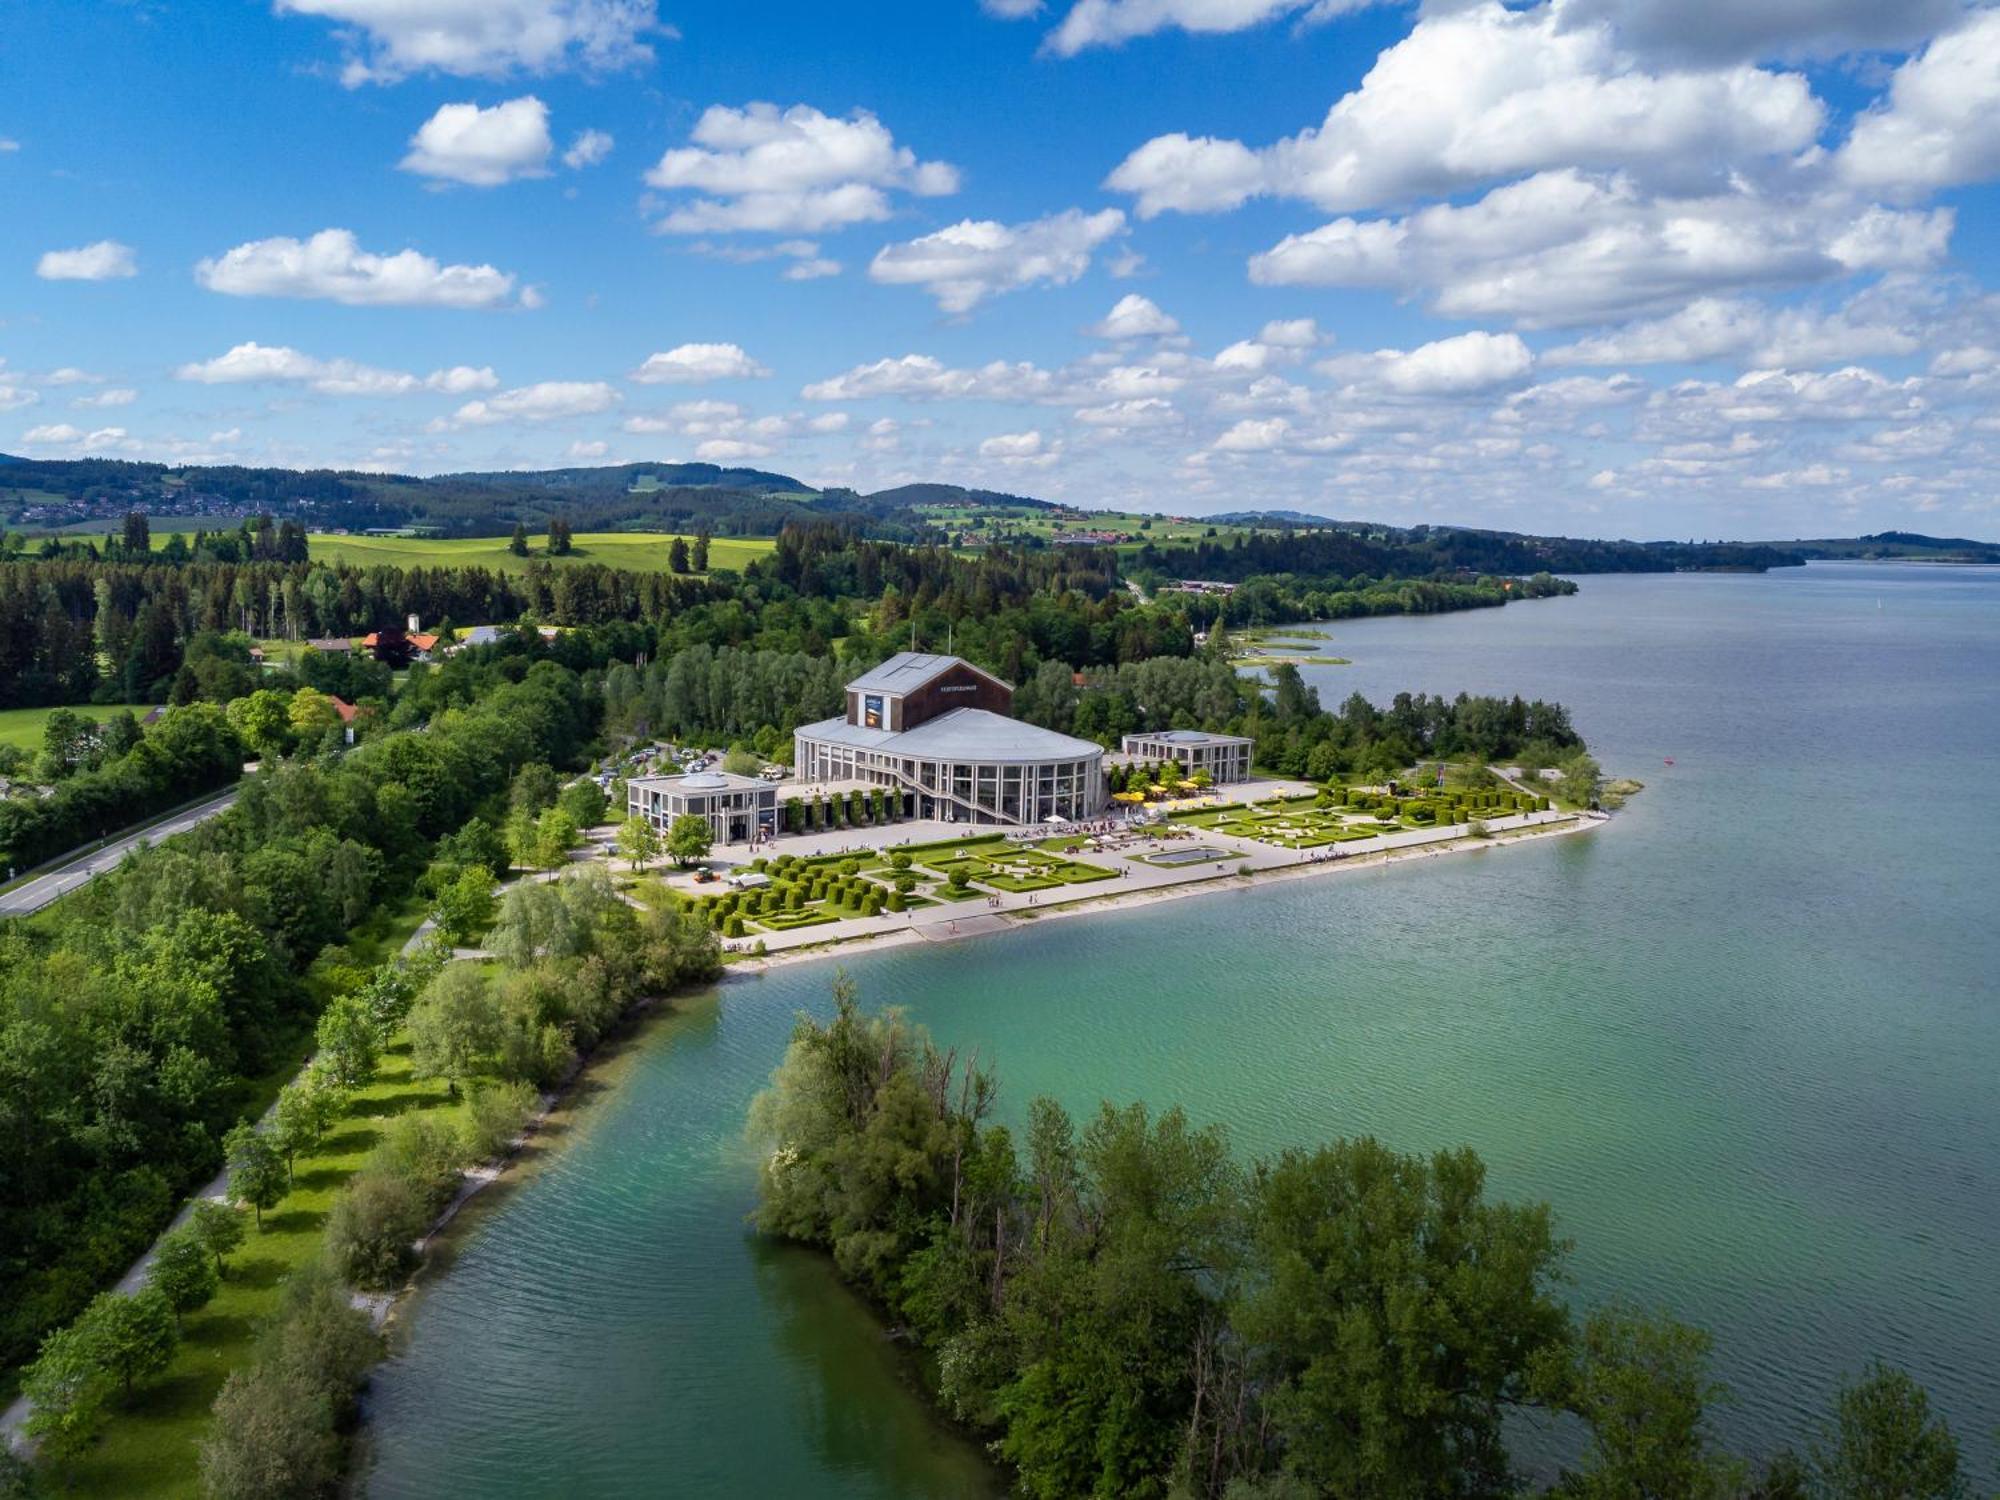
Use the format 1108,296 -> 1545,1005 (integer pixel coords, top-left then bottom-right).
0,787 -> 241,919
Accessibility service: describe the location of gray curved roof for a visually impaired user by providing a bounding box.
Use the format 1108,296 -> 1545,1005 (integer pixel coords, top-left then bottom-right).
798,708 -> 1101,763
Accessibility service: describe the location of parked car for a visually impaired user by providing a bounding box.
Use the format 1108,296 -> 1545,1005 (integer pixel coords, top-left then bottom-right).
692,867 -> 717,883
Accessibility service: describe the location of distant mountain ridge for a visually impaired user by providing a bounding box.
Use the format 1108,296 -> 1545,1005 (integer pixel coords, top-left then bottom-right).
436,460 -> 812,494
860,482 -> 1060,511
1,456 -> 1992,560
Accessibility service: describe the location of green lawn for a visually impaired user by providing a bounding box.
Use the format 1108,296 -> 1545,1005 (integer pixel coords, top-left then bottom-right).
46,896 -> 431,1499
295,531 -> 773,576
54,1035 -> 462,1499
0,703 -> 152,753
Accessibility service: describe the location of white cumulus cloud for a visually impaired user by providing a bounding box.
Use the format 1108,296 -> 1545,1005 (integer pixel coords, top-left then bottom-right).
693,438 -> 772,462
275,0 -> 662,86
629,343 -> 771,383
400,96 -> 553,186
563,127 -> 614,169
37,241 -> 138,280
195,228 -> 529,309
1839,10 -> 2000,196
978,429 -> 1047,458
646,103 -> 958,235
1247,170 -> 1951,326
1090,293 -> 1180,338
869,207 -> 1127,313
1560,0 -> 1964,67
450,380 -> 619,424
176,342 -> 496,396
1376,331 -> 1535,395
1043,0 -> 1358,57
1105,2 -> 1822,218
802,354 -> 1057,402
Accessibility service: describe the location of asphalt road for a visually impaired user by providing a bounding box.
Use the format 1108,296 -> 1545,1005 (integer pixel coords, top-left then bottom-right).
0,787 -> 241,918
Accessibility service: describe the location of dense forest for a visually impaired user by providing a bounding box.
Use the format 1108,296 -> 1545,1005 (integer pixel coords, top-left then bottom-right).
750,988 -> 1980,1500
1131,525 -> 1803,581
0,633 -> 634,1371
595,634 -> 1586,788
0,520 -> 1572,709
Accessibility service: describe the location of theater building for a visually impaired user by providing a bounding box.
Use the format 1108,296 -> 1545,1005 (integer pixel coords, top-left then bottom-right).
793,653 -> 1106,825
1119,729 -> 1256,785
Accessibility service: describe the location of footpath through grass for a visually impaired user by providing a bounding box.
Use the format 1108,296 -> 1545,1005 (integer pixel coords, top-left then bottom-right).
42,897 -> 433,1499
55,1039 -> 464,1499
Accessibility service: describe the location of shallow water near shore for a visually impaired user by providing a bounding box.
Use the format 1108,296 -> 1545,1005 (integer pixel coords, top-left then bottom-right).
361,563 -> 2000,1496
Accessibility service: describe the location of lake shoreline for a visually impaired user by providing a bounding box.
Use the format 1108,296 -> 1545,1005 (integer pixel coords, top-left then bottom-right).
721,808 -> 1608,981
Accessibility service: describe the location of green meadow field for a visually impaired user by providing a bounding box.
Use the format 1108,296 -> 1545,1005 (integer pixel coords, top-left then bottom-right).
129,530 -> 775,575
0,703 -> 151,752
300,532 -> 775,575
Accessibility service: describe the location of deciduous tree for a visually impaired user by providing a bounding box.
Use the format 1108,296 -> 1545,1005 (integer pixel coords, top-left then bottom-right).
1552,1305 -> 1742,1499
80,1287 -> 179,1401
408,964 -> 501,1098
312,992 -> 378,1089
616,814 -> 660,871
189,1200 -> 247,1278
667,813 -> 712,866
272,1069 -> 345,1186
149,1227 -> 220,1325
1808,1363 -> 1966,1500
20,1316 -> 115,1462
224,1121 -> 286,1229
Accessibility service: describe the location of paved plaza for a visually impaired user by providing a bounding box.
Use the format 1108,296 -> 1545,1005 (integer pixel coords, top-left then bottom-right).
609,780 -> 1587,961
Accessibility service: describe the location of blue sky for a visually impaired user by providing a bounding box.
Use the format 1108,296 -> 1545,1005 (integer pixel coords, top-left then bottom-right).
4,0 -> 1999,540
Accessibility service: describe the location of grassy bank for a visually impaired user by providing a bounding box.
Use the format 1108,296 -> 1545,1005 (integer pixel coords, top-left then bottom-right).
34,896 -> 431,1499
51,1036 -> 463,1499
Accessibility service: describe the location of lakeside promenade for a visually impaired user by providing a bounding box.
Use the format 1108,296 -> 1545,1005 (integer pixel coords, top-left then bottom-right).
629,791 -> 1599,971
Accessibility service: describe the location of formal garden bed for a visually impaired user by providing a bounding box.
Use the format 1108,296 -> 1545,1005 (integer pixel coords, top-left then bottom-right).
1162,782 -> 1550,850
910,840 -> 1115,892
672,848 -> 985,936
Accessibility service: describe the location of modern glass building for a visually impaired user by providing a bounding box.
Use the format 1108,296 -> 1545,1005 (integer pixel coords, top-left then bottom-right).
793,653 -> 1108,825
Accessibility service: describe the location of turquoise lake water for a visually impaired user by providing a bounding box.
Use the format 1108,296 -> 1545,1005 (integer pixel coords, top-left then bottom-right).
361,563 -> 1999,1496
